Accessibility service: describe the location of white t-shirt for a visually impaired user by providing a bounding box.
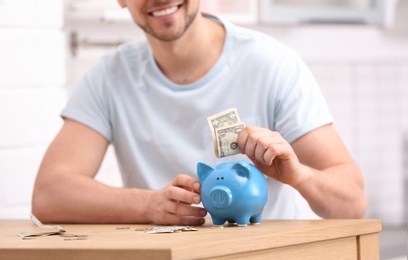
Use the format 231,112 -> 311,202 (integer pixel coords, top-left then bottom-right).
62,15 -> 333,219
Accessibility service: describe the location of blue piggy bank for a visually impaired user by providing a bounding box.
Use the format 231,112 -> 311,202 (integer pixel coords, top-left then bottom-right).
197,160 -> 268,226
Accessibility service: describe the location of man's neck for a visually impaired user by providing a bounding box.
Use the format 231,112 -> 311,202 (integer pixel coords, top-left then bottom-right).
146,14 -> 225,85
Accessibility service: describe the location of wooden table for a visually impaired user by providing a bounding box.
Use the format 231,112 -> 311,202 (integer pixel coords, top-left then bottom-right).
0,219 -> 381,260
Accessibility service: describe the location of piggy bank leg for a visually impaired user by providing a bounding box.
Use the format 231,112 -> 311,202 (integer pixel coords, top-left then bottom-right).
249,213 -> 262,224
211,217 -> 226,227
236,216 -> 251,227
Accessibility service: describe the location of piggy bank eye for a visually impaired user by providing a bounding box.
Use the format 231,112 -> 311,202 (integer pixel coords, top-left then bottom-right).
221,177 -> 224,180
217,177 -> 219,180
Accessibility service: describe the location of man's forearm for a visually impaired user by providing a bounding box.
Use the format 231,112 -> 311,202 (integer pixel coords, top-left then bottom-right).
32,171 -> 154,224
294,162 -> 367,219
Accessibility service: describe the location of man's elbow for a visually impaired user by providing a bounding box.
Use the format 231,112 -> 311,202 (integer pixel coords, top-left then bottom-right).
323,193 -> 367,219
340,193 -> 367,219
353,195 -> 368,219
31,184 -> 55,223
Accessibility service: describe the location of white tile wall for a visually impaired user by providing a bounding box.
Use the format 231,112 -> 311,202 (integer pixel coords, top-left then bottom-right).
0,87 -> 66,147
0,0 -> 63,28
402,65 -> 408,130
0,0 -> 65,219
0,30 -> 65,86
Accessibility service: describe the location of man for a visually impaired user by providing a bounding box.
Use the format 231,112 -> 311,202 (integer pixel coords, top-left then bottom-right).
32,0 -> 366,225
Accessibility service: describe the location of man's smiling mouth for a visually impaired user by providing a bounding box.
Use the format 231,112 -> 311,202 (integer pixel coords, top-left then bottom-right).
151,5 -> 181,17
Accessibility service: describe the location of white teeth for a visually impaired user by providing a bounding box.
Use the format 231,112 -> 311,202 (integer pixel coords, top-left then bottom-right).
152,6 -> 178,17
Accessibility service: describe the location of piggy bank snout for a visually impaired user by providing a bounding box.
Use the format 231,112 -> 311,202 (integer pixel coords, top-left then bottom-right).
209,186 -> 232,209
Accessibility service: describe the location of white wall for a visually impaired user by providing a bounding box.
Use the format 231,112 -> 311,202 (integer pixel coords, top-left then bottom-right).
0,0 -> 66,218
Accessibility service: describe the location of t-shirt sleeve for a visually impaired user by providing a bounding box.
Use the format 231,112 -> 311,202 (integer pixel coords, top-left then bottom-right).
273,51 -> 333,143
61,60 -> 113,142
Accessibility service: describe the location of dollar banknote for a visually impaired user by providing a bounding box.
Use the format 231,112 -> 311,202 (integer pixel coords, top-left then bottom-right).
140,226 -> 197,234
207,108 -> 245,158
215,122 -> 246,157
18,213 -> 66,237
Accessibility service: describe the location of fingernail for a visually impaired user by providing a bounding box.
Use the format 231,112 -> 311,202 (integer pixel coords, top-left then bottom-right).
193,183 -> 200,190
200,209 -> 207,216
193,196 -> 200,204
199,218 -> 206,225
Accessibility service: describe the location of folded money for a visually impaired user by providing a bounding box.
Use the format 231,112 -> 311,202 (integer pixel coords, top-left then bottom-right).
140,226 -> 197,234
18,213 -> 67,237
207,108 -> 245,158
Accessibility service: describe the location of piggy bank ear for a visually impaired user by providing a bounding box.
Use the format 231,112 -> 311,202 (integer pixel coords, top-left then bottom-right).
233,160 -> 251,179
197,162 -> 215,183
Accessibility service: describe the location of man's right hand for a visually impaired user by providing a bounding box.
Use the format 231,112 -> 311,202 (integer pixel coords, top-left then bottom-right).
146,174 -> 207,226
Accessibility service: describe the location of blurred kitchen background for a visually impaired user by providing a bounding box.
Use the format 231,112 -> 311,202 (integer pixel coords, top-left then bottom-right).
0,0 -> 406,259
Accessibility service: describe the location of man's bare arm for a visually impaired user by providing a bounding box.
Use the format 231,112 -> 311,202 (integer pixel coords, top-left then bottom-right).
290,125 -> 366,218
238,124 -> 367,219
32,119 -> 206,225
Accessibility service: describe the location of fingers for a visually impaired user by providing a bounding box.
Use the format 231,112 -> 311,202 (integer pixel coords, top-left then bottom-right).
164,201 -> 207,218
169,174 -> 201,204
172,174 -> 201,193
238,126 -> 287,165
152,199 -> 207,226
164,185 -> 200,205
148,174 -> 207,226
165,175 -> 207,217
263,144 -> 284,165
